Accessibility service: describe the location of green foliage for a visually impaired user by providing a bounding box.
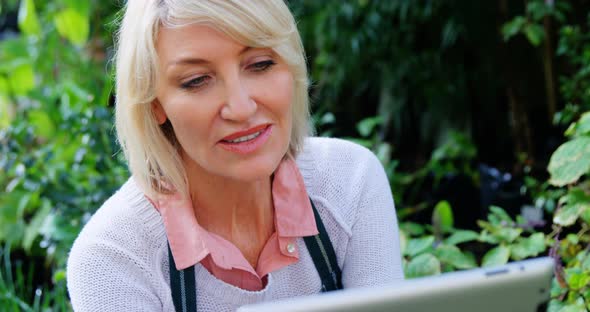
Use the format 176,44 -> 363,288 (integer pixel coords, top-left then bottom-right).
542,110 -> 590,309
0,0 -> 122,309
0,244 -> 69,311
400,202 -> 547,277
501,0 -> 569,46
291,0 -> 485,150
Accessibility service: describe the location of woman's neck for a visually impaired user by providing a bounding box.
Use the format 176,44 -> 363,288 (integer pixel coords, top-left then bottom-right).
184,159 -> 275,267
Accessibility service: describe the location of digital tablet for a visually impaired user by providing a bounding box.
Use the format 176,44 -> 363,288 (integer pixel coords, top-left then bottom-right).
237,256 -> 554,312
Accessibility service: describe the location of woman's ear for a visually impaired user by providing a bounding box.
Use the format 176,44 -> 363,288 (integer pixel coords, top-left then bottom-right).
151,99 -> 168,125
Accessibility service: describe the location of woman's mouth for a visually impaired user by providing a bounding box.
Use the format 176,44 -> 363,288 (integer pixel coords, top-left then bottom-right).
222,129 -> 265,143
218,124 -> 272,154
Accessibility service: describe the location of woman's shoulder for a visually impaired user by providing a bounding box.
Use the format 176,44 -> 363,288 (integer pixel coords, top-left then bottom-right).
297,137 -> 381,175
298,137 -> 384,181
297,137 -> 389,227
67,178 -> 166,270
66,178 -> 169,310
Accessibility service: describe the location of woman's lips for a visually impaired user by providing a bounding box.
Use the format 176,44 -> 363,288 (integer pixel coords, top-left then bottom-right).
221,124 -> 270,142
218,125 -> 272,155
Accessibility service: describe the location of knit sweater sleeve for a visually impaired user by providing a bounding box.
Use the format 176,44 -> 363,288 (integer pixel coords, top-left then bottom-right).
66,183 -> 168,312
337,141 -> 405,287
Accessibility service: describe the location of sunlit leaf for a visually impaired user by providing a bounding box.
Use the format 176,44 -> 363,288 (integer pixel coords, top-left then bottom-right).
404,235 -> 435,257
54,8 -> 90,46
400,222 -> 426,236
405,253 -> 441,278
566,112 -> 590,137
22,200 -> 52,252
53,269 -> 67,283
548,137 -> 590,187
565,267 -> 590,291
399,229 -> 407,256
356,116 -> 382,138
28,110 -> 56,139
488,206 -> 514,225
524,23 -> 545,46
501,16 -> 526,41
554,203 -> 588,226
432,200 -> 454,233
434,245 -> 476,269
510,233 -> 546,260
444,230 -> 479,245
8,63 -> 35,95
482,245 -> 510,267
18,0 -> 41,36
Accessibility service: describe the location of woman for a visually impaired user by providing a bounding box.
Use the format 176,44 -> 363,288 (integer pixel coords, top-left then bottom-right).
66,0 -> 404,311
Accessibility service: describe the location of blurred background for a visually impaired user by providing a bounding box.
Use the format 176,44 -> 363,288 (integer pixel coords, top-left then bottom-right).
2,0 -> 590,310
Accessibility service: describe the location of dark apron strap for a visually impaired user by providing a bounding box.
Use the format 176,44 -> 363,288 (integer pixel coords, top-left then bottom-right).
303,198 -> 344,291
168,243 -> 196,312
167,197 -> 342,311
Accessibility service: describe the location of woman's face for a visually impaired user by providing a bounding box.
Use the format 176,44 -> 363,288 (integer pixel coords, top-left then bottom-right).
153,25 -> 293,182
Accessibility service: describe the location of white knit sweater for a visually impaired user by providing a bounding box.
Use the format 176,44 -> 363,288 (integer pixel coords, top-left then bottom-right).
66,137 -> 404,312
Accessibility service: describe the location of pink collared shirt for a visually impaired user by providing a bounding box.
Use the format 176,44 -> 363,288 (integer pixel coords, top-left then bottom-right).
153,158 -> 319,291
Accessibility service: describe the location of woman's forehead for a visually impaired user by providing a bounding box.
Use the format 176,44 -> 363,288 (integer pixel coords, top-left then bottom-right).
158,25 -> 240,65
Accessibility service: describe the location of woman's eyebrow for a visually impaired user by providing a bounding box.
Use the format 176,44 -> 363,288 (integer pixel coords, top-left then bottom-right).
167,46 -> 254,69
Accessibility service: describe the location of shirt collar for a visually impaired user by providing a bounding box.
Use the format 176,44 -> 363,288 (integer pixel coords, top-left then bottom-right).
153,157 -> 318,270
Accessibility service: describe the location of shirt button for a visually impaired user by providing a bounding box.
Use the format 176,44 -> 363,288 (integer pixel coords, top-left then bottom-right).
286,242 -> 296,254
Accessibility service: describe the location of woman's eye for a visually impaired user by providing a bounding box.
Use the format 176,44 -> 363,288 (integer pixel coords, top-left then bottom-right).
181,75 -> 210,90
249,60 -> 276,72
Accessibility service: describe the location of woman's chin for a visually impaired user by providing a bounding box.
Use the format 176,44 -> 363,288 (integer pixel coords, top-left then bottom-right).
225,161 -> 278,182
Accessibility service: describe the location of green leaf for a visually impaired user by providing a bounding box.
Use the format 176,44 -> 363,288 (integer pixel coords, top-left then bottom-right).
580,206 -> 590,224
8,62 -> 35,95
554,188 -> 590,226
550,278 -> 567,299
53,269 -> 67,283
399,229 -> 407,256
478,229 -> 500,244
488,206 -> 514,225
565,267 -> 590,291
404,236 -> 435,257
22,199 -> 52,252
501,16 -> 526,41
547,300 -> 563,312
0,75 -> 8,94
493,227 -> 522,244
320,112 -> 335,125
524,23 -> 545,46
548,137 -> 590,187
28,110 -> 56,139
556,298 -> 586,312
356,116 -> 382,138
61,0 -> 91,15
405,253 -> 441,278
566,234 -> 579,245
0,95 -> 11,128
54,8 -> 90,46
510,233 -> 546,260
400,222 -> 426,236
432,200 -> 454,233
434,245 -> 477,269
375,142 -> 392,166
482,245 -> 510,267
554,203 -> 588,226
567,112 -> 590,137
444,230 -> 479,245
17,0 -> 41,36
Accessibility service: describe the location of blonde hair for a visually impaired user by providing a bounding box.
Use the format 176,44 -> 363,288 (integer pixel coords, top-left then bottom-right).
114,0 -> 311,199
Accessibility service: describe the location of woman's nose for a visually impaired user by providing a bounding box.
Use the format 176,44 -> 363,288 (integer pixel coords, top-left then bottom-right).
220,79 -> 257,121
